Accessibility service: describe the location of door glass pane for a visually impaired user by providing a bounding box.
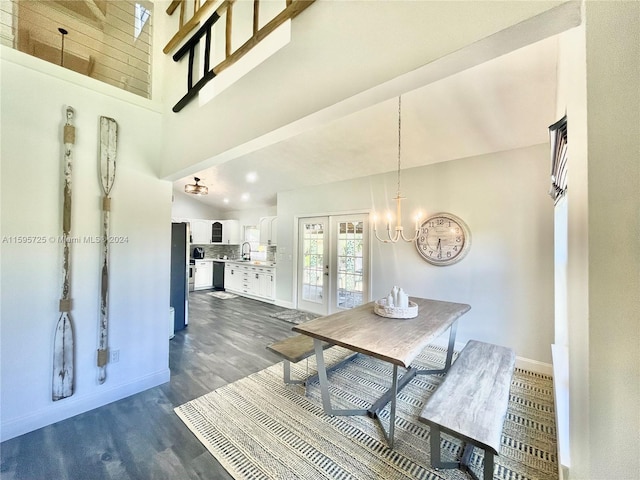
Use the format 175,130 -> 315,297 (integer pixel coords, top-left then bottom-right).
336,221 -> 364,309
302,223 -> 324,303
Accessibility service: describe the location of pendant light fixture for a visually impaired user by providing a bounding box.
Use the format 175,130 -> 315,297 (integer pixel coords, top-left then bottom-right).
373,96 -> 422,243
58,27 -> 68,67
184,177 -> 208,195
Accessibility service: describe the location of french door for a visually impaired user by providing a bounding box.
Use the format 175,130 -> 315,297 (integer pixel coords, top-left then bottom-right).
297,214 -> 369,316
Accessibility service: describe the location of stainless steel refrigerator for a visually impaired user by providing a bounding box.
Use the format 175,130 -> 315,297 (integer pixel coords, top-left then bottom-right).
170,222 -> 189,333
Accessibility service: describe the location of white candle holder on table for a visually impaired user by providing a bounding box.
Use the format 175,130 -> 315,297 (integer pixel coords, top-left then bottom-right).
374,286 -> 418,319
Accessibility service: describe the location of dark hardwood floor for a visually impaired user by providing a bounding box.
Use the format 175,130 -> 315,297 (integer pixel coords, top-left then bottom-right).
0,292 -> 297,480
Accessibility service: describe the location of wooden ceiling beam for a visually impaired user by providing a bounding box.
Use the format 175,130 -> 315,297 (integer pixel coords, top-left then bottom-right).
166,1 -> 182,16
164,0 -> 221,54
82,0 -> 107,25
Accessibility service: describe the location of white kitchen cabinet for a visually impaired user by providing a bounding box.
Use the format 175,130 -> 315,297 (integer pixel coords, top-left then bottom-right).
191,219 -> 211,244
210,219 -> 240,244
224,263 -> 242,291
258,269 -> 275,300
241,268 -> 260,296
222,220 -> 240,244
224,262 -> 275,302
269,217 -> 277,245
258,217 -> 270,245
259,216 -> 277,246
194,260 -> 213,290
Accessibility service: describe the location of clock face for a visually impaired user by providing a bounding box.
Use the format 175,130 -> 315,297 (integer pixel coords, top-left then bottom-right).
415,213 -> 471,266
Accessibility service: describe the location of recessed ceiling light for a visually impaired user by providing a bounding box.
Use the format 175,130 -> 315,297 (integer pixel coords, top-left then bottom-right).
246,171 -> 258,183
223,198 -> 229,204
241,193 -> 250,201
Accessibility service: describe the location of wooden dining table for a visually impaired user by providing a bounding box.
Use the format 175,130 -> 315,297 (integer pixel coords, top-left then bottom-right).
292,296 -> 471,448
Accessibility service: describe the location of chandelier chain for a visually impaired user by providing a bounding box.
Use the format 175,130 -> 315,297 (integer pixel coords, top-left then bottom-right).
397,96 -> 402,198
372,95 -> 421,243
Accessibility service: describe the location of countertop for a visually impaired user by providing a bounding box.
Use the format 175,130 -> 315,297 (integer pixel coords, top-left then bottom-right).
192,258 -> 276,267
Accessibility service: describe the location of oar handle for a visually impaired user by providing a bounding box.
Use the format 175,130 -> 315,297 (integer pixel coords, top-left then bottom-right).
60,106 -> 75,302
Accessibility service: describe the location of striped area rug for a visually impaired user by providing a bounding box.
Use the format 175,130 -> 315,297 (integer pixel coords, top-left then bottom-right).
175,345 -> 557,480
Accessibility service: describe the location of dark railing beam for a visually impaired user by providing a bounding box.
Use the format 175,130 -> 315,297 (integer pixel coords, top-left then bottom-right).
173,70 -> 216,113
172,11 -> 221,113
187,47 -> 194,89
173,11 -> 220,62
204,25 -> 212,73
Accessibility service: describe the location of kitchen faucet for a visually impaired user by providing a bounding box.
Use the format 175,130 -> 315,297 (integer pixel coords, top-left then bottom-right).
241,242 -> 251,260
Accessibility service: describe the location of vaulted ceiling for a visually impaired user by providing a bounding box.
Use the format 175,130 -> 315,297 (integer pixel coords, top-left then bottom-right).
173,35 -> 558,212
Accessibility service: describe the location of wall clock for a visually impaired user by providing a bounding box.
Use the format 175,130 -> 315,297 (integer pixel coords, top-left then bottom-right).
415,213 -> 471,266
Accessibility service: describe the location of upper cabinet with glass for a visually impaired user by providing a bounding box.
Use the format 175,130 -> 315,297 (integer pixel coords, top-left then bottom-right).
213,220 -> 240,244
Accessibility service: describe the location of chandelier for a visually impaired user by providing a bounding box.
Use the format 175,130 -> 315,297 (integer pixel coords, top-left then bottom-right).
184,177 -> 208,195
373,96 -> 422,243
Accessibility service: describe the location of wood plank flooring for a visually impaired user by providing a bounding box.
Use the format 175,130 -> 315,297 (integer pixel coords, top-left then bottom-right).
0,292 -> 298,480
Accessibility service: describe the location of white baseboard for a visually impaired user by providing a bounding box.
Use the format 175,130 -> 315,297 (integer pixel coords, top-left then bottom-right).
274,299 -> 295,309
0,369 -> 170,442
515,356 -> 553,376
429,337 -> 553,376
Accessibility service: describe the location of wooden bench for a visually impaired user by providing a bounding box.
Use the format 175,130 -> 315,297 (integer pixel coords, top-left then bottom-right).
418,340 -> 516,480
266,335 -> 355,387
267,335 -> 331,386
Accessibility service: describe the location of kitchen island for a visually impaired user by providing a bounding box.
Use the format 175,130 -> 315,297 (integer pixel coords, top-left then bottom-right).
223,260 -> 276,303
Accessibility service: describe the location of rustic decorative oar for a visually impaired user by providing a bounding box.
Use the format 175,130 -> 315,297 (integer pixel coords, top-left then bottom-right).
97,116 -> 118,384
53,106 -> 76,401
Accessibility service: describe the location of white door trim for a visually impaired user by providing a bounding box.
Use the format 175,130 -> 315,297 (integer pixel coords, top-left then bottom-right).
294,211 -> 371,315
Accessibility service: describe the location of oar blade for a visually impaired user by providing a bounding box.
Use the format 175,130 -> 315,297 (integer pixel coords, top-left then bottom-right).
52,312 -> 74,401
99,116 -> 118,196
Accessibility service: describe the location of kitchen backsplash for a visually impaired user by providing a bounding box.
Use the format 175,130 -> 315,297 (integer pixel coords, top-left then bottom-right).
192,244 -> 277,262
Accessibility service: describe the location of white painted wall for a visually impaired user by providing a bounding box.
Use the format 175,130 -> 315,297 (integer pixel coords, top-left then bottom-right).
0,48 -> 171,441
171,191 -> 221,219
277,144 -> 554,363
157,0 -> 567,179
224,206 -> 277,228
550,4 -> 640,479
553,22 -> 587,479
579,3 -> 640,478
